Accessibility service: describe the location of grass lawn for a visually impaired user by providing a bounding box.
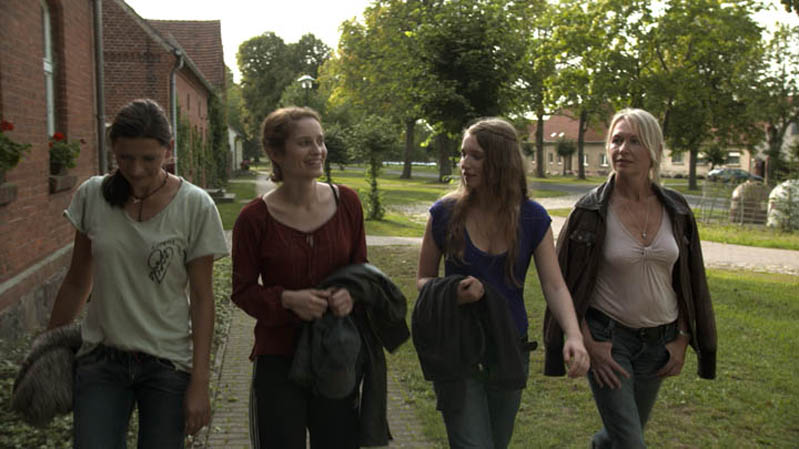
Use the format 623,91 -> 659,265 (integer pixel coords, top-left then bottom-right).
370,245 -> 799,449
545,208 -> 799,251
217,174 -> 258,230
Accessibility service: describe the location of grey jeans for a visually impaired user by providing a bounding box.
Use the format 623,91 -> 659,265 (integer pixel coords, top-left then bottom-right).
586,310 -> 677,449
435,349 -> 530,449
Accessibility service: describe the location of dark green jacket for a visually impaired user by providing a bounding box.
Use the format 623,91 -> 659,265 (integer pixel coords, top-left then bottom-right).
544,175 -> 717,379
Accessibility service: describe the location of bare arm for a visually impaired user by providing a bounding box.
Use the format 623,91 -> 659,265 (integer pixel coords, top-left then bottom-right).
416,216 -> 442,291
184,255 -> 215,435
48,231 -> 93,329
534,228 -> 589,377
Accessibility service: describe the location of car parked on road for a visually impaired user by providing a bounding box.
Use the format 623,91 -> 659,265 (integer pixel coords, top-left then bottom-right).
707,168 -> 763,183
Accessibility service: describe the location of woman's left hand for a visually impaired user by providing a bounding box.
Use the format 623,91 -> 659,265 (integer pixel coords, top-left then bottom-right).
327,287 -> 354,317
656,334 -> 690,377
563,335 -> 590,378
184,377 -> 211,435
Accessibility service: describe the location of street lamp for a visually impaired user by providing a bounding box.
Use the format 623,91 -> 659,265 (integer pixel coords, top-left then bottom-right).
297,74 -> 315,106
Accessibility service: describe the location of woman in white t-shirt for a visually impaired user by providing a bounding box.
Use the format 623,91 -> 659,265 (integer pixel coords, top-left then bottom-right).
47,99 -> 228,448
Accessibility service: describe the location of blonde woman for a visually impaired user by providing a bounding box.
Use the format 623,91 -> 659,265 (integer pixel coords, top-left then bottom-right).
547,108 -> 717,448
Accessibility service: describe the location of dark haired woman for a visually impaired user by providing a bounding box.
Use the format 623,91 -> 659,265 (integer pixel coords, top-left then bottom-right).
47,98 -> 228,448
415,117 -> 589,449
231,106 -> 369,448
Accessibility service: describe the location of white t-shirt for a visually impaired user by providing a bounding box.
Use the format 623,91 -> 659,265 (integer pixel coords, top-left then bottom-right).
590,206 -> 679,328
65,175 -> 228,371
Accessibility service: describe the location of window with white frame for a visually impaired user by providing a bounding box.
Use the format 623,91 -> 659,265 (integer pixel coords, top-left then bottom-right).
582,154 -> 589,167
671,151 -> 684,164
41,0 -> 55,137
600,153 -> 608,167
727,151 -> 740,165
548,152 -> 553,164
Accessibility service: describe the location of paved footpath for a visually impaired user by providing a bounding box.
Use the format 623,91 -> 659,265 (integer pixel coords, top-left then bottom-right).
200,177 -> 798,448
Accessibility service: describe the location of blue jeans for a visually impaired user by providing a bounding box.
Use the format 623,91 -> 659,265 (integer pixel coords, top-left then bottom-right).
73,345 -> 190,449
586,310 -> 676,449
435,349 -> 530,449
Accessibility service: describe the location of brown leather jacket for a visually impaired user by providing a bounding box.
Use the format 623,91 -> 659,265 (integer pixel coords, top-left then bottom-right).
543,176 -> 717,379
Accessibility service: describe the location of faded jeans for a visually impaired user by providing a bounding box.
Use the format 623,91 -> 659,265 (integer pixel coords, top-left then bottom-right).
586,310 -> 677,449
73,345 -> 190,449
435,348 -> 530,449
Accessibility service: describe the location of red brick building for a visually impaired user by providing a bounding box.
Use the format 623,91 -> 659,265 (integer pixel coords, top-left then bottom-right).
0,0 -> 99,337
0,0 -> 225,337
103,0 -> 224,178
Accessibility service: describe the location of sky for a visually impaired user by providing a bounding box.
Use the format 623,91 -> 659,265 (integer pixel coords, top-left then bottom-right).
125,0 -> 373,83
124,0 -> 798,84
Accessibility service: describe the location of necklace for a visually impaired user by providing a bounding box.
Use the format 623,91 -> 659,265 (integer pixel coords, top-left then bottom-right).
131,170 -> 169,221
618,195 -> 651,240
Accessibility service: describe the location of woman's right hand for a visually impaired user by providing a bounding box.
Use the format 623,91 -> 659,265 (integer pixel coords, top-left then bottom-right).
456,276 -> 485,304
281,289 -> 329,321
587,339 -> 630,389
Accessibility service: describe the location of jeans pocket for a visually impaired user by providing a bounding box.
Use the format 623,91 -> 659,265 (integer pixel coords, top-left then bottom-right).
586,315 -> 613,342
75,345 -> 105,368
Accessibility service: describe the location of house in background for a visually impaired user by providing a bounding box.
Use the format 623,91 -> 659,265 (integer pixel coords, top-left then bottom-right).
0,0 -> 100,337
228,126 -> 244,172
102,0 -> 225,184
527,112 -> 608,177
0,0 -> 226,338
528,111 -> 759,178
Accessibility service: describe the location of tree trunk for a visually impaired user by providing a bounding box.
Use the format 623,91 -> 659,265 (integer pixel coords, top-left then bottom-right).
400,118 -> 415,179
437,133 -> 452,183
535,112 -> 545,178
577,109 -> 587,180
689,148 -> 698,191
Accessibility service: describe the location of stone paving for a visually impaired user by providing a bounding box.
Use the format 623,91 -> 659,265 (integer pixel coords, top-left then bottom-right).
199,177 -> 798,448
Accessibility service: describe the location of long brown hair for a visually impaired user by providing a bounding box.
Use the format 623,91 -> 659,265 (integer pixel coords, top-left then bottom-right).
444,117 -> 528,286
261,106 -> 322,182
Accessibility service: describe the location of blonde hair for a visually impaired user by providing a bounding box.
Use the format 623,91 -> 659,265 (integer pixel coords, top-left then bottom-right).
606,108 -> 664,183
445,117 -> 528,286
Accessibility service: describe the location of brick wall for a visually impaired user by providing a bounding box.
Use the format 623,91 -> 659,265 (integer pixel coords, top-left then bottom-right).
103,0 -> 174,121
0,0 -> 98,335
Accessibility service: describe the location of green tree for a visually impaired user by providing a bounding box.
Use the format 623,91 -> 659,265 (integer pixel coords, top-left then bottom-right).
548,0 -> 656,180
752,25 -> 799,184
352,115 -> 399,220
333,1 -> 429,179
556,137 -> 577,176
781,0 -> 799,16
237,32 -> 331,141
648,0 -> 763,190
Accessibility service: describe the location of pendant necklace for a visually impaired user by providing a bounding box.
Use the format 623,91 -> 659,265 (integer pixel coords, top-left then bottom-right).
620,196 -> 651,240
132,171 -> 168,221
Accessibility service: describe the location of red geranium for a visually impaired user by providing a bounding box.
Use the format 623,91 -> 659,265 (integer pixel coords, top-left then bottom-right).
0,120 -> 14,132
52,131 -> 65,141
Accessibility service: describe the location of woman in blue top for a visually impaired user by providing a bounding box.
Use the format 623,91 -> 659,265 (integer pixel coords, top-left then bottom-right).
416,117 -> 589,449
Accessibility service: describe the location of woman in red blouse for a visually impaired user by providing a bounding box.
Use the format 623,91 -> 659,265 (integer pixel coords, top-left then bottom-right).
231,107 -> 367,449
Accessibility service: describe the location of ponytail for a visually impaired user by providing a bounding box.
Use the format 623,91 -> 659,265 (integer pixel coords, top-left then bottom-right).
101,169 -> 132,207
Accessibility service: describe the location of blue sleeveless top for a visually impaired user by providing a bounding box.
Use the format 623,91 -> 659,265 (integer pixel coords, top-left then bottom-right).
429,198 -> 552,335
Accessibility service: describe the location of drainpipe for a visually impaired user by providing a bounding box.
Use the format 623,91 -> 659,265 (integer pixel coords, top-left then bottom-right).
93,0 -> 106,173
170,49 -> 184,175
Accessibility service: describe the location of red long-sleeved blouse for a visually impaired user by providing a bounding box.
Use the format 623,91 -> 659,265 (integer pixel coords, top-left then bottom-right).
231,185 -> 368,358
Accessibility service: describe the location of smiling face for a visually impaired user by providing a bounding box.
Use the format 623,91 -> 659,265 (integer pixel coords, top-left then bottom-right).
608,118 -> 652,181
112,137 -> 169,190
271,117 -> 326,181
459,132 -> 485,191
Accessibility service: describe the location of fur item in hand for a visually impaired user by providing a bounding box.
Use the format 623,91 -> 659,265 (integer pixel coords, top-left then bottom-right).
11,323 -> 82,427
